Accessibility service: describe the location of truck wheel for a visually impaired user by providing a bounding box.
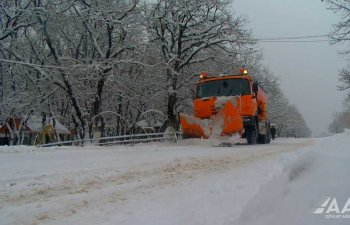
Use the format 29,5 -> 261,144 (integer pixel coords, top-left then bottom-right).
247,127 -> 257,145
258,122 -> 271,144
258,134 -> 264,144
266,123 -> 271,143
266,130 -> 271,143
258,134 -> 268,144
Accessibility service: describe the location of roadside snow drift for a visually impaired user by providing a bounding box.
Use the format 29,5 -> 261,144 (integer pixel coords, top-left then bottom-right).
237,129 -> 350,225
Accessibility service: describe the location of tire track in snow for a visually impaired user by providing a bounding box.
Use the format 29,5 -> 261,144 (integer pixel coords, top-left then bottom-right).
0,139 -> 313,225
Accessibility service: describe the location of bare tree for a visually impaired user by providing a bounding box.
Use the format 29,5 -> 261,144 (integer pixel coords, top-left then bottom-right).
323,0 -> 350,129
147,0 -> 254,128
1,0 -> 144,141
328,111 -> 350,133
323,0 -> 350,51
0,0 -> 310,145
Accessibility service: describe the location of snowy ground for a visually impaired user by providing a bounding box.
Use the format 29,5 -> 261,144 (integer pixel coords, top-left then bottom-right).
237,130 -> 350,225
0,133 -> 348,225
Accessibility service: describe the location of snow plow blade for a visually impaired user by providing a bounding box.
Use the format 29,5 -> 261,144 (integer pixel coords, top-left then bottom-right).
180,113 -> 210,138
180,100 -> 243,139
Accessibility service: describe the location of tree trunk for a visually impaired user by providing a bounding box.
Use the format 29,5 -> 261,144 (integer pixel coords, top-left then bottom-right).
167,91 -> 179,130
5,122 -> 14,146
166,65 -> 180,130
92,69 -> 109,139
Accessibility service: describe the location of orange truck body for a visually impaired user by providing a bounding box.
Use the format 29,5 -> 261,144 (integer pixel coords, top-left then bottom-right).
180,71 -> 270,144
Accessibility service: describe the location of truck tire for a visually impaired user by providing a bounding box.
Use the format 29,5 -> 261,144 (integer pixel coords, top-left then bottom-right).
258,134 -> 269,144
257,134 -> 264,144
247,126 -> 257,145
266,130 -> 271,143
257,122 -> 270,144
266,123 -> 271,143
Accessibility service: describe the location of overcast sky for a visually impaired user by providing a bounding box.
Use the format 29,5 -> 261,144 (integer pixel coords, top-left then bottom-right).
233,0 -> 348,136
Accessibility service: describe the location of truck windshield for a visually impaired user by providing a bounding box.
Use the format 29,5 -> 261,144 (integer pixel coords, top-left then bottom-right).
196,78 -> 250,99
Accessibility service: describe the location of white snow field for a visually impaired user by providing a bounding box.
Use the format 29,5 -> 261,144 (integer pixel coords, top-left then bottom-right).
237,130 -> 350,225
0,132 -> 348,225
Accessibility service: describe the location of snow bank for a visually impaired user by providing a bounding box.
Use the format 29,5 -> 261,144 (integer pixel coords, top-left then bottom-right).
237,129 -> 350,225
0,145 -> 63,153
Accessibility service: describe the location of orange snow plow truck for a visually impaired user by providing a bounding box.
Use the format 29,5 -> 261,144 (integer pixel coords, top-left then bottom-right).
180,68 -> 270,144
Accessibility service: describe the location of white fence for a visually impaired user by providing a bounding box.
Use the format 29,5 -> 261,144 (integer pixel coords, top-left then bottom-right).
36,131 -> 182,147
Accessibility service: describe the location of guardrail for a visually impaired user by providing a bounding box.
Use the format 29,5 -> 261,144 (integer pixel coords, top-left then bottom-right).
36,131 -> 182,147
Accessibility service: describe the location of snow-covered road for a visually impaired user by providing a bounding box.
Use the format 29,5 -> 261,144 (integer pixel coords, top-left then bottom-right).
0,138 -> 314,225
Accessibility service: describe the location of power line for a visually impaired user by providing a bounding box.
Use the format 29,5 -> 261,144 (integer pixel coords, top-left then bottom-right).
255,33 -> 347,42
256,34 -> 330,41
259,39 -> 331,43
